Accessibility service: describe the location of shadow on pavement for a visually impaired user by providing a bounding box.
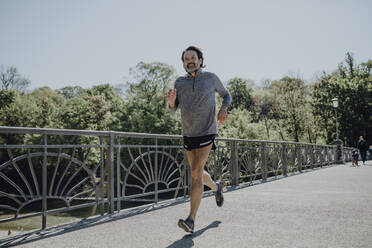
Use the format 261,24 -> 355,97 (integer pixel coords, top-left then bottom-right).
166,220 -> 221,248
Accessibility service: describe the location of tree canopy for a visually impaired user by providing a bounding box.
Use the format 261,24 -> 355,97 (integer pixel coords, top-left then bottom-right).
1,53 -> 371,147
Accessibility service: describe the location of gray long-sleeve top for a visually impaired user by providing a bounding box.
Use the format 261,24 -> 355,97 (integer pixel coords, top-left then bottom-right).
169,69 -> 232,137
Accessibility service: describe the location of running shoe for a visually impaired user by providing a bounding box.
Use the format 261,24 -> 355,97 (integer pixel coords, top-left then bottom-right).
214,181 -> 224,207
178,216 -> 194,233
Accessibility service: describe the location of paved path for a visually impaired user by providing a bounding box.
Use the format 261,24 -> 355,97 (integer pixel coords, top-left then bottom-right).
2,162 -> 372,248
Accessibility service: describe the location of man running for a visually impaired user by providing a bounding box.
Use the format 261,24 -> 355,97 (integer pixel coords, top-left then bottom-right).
167,46 -> 231,233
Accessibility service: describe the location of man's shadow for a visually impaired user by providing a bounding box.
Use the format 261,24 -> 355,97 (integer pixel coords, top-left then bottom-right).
166,220 -> 221,248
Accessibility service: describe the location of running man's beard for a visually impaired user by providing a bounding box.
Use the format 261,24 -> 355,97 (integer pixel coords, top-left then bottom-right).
184,63 -> 197,72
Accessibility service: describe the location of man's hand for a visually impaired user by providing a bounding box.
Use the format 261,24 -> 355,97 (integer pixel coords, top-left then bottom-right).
167,88 -> 177,108
217,104 -> 228,124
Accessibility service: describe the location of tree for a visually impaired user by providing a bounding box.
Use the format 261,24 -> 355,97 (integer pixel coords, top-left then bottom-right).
60,95 -> 111,131
311,73 -> 336,142
226,77 -> 255,111
122,62 -> 180,134
252,89 -> 279,140
58,86 -> 86,99
0,89 -> 17,109
87,84 -> 126,130
0,66 -> 30,92
311,53 -> 372,146
218,108 -> 266,140
268,77 -> 308,142
0,87 -> 67,146
0,92 -> 39,128
29,87 -> 66,128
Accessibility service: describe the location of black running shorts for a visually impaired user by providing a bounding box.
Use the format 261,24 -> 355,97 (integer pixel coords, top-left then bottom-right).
183,134 -> 216,151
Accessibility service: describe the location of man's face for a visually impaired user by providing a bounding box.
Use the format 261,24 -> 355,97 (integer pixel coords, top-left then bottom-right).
183,50 -> 202,73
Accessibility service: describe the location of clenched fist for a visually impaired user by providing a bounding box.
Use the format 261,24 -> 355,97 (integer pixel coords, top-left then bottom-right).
217,104 -> 228,124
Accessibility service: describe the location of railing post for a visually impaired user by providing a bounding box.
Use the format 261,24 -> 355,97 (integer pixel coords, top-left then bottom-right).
155,138 -> 158,203
42,134 -> 47,230
108,133 -> 115,214
310,145 -> 315,169
297,145 -> 302,173
116,137 -> 121,212
100,137 -> 105,215
321,147 -> 326,167
213,145 -> 217,180
230,141 -> 239,186
261,142 -> 267,182
305,145 -> 309,169
282,143 -> 287,176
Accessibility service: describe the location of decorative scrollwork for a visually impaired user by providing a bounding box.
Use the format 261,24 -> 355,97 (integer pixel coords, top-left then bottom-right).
0,147 -> 100,218
205,144 -> 230,182
120,147 -> 186,200
239,144 -> 261,183
266,144 -> 282,177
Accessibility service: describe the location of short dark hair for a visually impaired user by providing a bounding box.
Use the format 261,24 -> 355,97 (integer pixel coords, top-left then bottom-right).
181,46 -> 205,67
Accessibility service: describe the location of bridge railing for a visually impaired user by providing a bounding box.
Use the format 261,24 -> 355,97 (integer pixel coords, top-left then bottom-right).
0,126 -> 352,230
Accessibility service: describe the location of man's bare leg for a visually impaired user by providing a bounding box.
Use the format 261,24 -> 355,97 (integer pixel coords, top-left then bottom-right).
186,144 -> 213,221
186,150 -> 217,192
203,171 -> 217,192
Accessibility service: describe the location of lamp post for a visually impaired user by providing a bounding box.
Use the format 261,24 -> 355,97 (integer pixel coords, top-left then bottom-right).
332,97 -> 343,163
332,98 -> 339,140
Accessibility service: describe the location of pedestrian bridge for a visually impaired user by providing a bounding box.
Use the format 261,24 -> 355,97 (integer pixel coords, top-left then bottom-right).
0,126 -> 366,247
1,161 -> 372,248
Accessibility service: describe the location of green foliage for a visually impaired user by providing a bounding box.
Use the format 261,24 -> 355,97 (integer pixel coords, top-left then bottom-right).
268,77 -> 309,142
0,89 -> 17,108
30,87 -> 66,128
60,95 -> 111,131
311,53 -> 372,146
218,108 -> 266,140
86,84 -> 125,130
0,92 -> 39,128
58,86 -> 86,99
122,62 -> 180,134
227,78 -> 254,110
251,89 -> 278,140
1,54 -> 370,147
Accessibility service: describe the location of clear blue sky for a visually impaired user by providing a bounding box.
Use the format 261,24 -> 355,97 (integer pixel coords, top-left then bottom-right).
1,0 -> 371,90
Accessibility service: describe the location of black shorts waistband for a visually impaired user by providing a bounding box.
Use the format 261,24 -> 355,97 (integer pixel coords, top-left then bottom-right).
183,134 -> 216,151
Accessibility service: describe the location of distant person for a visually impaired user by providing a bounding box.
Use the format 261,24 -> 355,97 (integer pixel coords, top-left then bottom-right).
368,145 -> 372,160
357,136 -> 368,165
167,46 -> 231,233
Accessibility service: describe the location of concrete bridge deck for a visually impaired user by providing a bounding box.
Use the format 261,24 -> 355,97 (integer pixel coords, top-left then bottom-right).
2,161 -> 372,248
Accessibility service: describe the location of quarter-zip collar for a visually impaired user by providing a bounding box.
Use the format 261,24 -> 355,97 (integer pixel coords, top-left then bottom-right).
186,69 -> 202,92
186,68 -> 203,78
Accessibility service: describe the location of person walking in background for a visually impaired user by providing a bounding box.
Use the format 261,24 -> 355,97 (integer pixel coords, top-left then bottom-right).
357,136 -> 368,165
167,46 -> 231,233
368,145 -> 372,160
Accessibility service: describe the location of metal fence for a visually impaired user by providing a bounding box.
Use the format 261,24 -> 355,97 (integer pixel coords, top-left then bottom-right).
0,126 -> 353,230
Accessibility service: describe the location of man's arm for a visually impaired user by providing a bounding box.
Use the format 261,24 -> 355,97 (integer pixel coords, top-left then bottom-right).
212,73 -> 232,124
167,88 -> 178,114
217,103 -> 229,124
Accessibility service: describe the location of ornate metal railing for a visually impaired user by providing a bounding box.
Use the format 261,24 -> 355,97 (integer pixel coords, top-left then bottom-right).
0,126 -> 353,230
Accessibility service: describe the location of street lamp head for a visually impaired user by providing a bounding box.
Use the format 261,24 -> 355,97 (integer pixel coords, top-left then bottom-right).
332,98 -> 339,108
